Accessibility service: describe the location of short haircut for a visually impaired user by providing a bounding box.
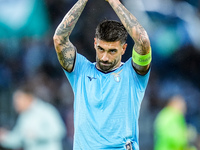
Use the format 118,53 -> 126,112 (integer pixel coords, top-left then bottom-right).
95,20 -> 128,44
15,83 -> 34,95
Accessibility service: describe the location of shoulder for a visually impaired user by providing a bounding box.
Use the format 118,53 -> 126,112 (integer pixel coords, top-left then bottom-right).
33,99 -> 58,114
123,57 -> 151,90
66,53 -> 95,74
124,57 -> 150,76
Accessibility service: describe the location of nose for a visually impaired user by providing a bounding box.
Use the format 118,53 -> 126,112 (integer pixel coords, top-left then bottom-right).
101,52 -> 109,62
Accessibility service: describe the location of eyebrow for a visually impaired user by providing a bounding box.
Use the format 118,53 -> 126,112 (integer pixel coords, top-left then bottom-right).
97,46 -> 104,50
97,46 -> 117,51
109,49 -> 117,51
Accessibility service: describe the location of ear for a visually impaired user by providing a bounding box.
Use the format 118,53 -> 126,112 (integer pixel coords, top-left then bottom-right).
94,38 -> 97,50
121,43 -> 127,55
94,38 -> 97,45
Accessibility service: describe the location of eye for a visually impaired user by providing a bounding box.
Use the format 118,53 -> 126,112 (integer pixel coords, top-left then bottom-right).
98,46 -> 104,52
109,49 -> 117,54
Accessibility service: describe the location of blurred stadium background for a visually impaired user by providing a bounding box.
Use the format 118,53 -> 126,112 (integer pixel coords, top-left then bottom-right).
0,0 -> 200,149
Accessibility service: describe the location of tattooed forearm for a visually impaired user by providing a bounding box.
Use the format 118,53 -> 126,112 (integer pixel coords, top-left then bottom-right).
53,0 -> 88,72
55,0 -> 88,37
108,0 -> 150,53
55,24 -> 70,36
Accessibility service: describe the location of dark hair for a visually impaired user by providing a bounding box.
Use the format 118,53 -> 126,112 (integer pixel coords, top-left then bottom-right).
15,83 -> 34,95
95,20 -> 128,44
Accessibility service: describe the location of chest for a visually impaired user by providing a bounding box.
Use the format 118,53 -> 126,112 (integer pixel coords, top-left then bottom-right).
75,68 -> 136,110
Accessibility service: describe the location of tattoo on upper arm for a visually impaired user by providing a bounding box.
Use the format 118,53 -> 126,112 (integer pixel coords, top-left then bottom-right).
58,36 -> 68,46
132,60 -> 150,75
57,44 -> 76,72
54,0 -> 87,71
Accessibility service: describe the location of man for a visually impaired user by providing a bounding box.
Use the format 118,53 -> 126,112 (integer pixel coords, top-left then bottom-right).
154,95 -> 196,150
53,0 -> 151,149
0,85 -> 66,150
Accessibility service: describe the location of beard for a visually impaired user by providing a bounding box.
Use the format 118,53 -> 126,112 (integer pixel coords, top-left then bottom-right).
96,58 -> 117,72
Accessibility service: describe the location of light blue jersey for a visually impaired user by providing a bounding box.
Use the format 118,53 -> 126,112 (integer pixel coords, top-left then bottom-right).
64,53 -> 150,150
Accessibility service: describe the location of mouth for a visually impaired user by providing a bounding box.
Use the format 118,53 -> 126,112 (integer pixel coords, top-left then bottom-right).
100,62 -> 111,66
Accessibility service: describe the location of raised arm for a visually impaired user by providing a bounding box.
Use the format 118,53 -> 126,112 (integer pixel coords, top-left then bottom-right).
53,0 -> 88,72
107,0 -> 151,75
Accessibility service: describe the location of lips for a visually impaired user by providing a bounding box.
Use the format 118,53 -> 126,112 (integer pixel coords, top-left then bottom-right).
100,62 -> 111,66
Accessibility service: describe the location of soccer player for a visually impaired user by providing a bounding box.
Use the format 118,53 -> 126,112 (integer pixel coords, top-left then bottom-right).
53,0 -> 151,149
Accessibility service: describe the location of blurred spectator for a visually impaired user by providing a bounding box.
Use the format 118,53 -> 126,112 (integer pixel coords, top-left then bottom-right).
154,95 -> 197,150
0,84 -> 66,150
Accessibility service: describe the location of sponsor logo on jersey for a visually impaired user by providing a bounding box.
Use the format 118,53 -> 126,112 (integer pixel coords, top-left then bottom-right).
111,70 -> 123,82
87,76 -> 97,81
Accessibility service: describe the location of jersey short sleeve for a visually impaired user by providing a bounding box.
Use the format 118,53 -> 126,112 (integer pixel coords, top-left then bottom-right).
128,58 -> 150,92
122,58 -> 150,105
63,53 -> 91,91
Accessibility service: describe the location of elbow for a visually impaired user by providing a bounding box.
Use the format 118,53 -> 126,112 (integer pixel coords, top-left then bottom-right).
134,29 -> 151,52
136,30 -> 151,53
53,36 -> 60,52
142,37 -> 151,52
53,35 -> 60,45
53,35 -> 69,48
53,35 -> 64,52
53,34 -> 57,41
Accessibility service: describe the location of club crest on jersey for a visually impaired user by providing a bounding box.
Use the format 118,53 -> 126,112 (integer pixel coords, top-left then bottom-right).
111,70 -> 123,82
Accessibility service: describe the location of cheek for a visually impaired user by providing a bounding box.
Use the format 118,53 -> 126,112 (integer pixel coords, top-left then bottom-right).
113,54 -> 121,64
96,51 -> 105,60
14,100 -> 21,111
115,55 -> 120,62
95,48 -> 100,56
14,96 -> 26,110
96,52 -> 101,60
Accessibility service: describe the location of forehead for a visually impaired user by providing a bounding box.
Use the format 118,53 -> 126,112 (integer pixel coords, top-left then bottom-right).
96,39 -> 122,49
13,91 -> 27,99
